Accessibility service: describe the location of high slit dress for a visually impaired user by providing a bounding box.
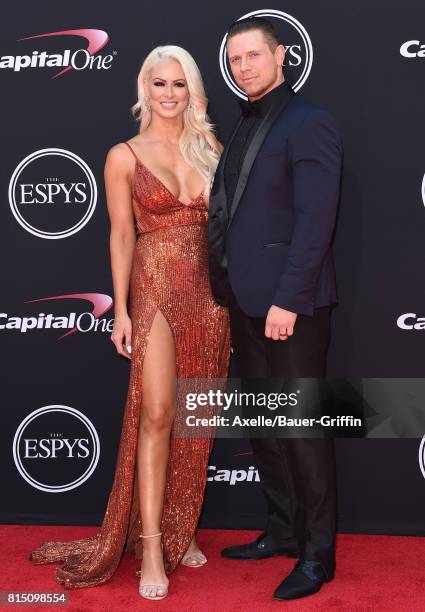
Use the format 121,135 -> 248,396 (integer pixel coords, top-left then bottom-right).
29,141 -> 230,588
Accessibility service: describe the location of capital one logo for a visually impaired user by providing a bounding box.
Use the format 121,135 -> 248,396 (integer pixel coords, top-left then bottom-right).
219,9 -> 313,99
0,292 -> 114,340
400,40 -> 425,58
13,405 -> 100,493
208,465 -> 260,485
9,148 -> 97,239
0,29 -> 115,78
397,313 -> 425,330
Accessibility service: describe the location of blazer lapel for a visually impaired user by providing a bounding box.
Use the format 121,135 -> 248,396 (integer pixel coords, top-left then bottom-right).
227,88 -> 295,229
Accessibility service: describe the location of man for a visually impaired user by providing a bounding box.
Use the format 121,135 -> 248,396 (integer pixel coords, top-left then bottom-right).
208,17 -> 342,601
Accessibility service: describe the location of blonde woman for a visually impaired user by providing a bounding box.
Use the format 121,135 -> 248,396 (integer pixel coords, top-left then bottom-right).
29,46 -> 230,601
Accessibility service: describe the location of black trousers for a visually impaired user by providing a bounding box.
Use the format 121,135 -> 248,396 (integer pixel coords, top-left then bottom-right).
229,296 -> 337,571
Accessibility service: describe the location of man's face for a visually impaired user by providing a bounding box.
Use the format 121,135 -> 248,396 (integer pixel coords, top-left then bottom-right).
226,29 -> 285,100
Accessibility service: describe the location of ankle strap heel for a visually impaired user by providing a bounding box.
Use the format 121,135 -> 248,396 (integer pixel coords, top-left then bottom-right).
138,531 -> 162,539
137,531 -> 168,601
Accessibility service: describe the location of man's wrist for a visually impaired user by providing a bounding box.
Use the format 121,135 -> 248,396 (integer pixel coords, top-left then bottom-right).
270,304 -> 298,316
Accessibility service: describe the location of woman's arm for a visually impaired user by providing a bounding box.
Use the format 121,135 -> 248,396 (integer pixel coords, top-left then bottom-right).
104,144 -> 136,358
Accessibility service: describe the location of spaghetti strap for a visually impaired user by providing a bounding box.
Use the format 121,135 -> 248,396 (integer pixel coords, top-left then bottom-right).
124,141 -> 140,162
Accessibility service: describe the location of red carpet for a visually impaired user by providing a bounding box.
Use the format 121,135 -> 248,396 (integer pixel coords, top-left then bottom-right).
1,526 -> 424,611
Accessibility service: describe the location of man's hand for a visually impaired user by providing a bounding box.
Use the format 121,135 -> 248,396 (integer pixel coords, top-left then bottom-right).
265,305 -> 298,340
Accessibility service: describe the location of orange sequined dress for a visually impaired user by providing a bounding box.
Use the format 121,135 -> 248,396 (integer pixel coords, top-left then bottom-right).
29,141 -> 230,588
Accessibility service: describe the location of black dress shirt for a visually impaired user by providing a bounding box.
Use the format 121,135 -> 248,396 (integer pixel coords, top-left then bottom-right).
224,80 -> 292,211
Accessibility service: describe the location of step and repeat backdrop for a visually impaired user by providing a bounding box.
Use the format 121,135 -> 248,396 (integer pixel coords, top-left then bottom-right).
1,1 -> 425,535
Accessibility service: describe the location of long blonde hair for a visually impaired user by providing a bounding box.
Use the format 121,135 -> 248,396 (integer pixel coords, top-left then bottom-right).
131,45 -> 222,197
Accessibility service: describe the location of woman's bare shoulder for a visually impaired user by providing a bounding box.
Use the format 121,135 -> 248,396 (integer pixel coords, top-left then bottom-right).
106,141 -> 132,162
105,142 -> 137,178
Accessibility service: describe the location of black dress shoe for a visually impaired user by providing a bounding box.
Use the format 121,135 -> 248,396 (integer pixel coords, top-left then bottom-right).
221,532 -> 299,560
274,559 -> 335,600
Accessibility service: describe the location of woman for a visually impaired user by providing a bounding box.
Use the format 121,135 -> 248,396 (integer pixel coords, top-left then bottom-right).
29,45 -> 230,601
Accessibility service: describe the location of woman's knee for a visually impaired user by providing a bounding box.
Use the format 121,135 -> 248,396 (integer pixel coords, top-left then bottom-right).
140,400 -> 174,434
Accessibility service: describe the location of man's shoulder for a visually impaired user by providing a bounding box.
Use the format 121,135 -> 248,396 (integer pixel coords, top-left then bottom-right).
282,92 -> 335,125
275,93 -> 340,144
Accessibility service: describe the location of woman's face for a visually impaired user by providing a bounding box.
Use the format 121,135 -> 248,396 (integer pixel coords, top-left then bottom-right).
146,59 -> 189,120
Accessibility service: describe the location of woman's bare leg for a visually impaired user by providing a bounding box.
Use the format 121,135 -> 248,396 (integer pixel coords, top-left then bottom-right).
137,310 -> 176,592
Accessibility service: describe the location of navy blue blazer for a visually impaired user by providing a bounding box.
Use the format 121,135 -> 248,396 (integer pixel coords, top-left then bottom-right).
208,84 -> 343,317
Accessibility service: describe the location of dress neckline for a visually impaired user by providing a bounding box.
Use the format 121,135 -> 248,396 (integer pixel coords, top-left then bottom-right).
125,142 -> 205,207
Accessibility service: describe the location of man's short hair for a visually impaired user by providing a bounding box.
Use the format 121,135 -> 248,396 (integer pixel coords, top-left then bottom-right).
227,16 -> 280,51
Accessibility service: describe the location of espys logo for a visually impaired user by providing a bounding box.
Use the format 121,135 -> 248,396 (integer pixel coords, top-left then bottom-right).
9,148 -> 97,239
0,293 -> 113,340
0,29 -> 115,78
397,313 -> 425,330
400,40 -> 425,59
219,9 -> 313,98
422,173 -> 425,208
419,436 -> 425,480
13,405 -> 100,493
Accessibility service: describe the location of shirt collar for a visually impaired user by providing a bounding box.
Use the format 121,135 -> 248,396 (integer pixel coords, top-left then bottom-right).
239,80 -> 292,118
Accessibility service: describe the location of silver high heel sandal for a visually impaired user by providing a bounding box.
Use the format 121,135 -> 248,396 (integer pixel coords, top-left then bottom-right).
181,550 -> 207,567
138,531 -> 169,601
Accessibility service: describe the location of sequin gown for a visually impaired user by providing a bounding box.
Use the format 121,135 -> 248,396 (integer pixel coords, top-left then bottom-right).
29,142 -> 230,588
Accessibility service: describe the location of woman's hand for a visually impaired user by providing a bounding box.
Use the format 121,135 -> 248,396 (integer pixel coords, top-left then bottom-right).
111,312 -> 132,359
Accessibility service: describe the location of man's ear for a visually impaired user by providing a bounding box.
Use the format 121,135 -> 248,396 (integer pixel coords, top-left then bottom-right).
276,44 -> 285,67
